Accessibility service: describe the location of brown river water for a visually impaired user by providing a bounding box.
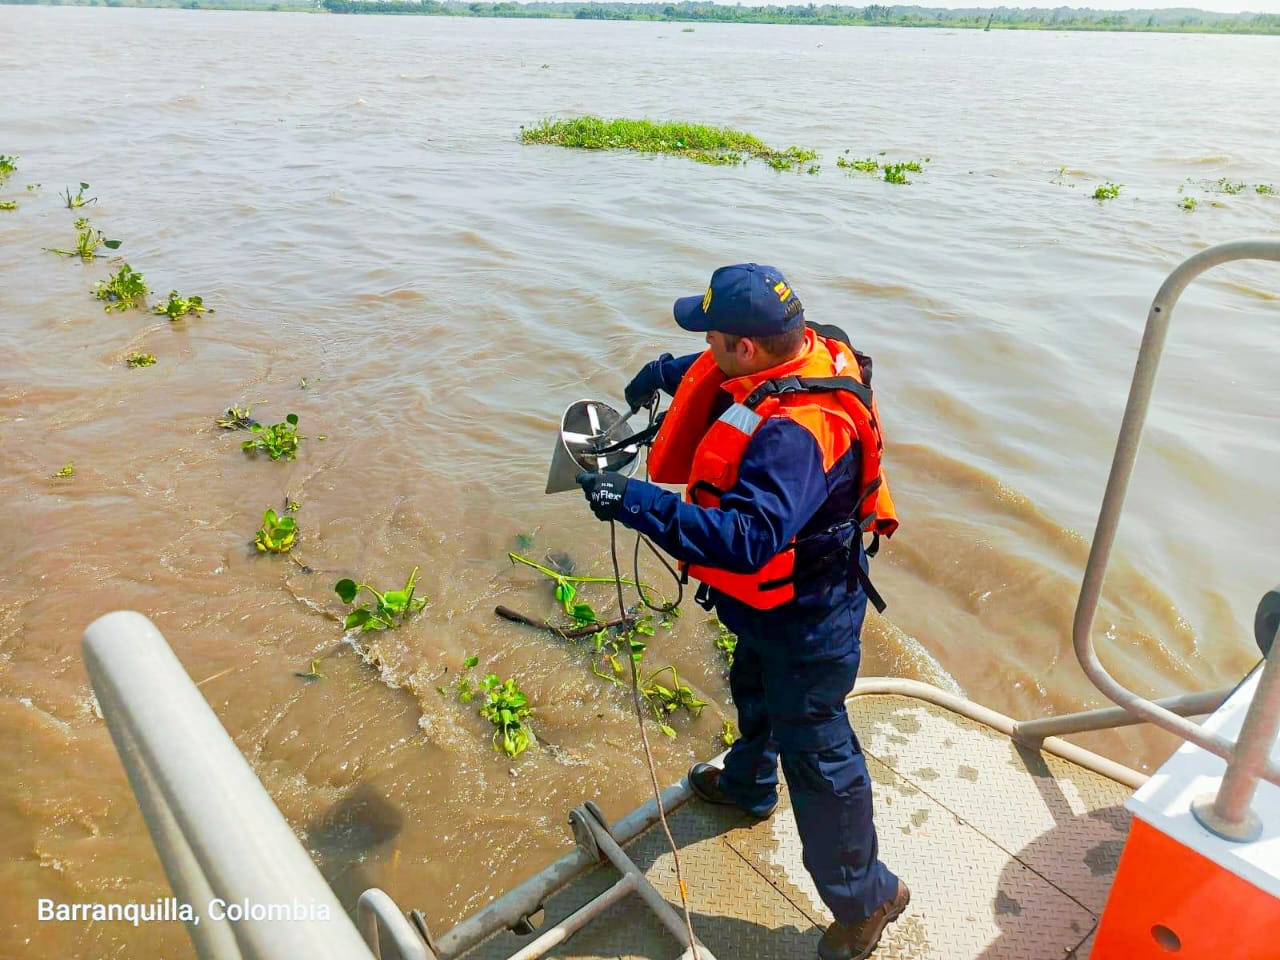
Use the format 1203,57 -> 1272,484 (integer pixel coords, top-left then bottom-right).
0,7 -> 1277,956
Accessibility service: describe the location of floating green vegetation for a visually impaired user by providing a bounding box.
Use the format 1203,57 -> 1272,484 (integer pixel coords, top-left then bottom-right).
295,658 -> 325,682
520,116 -> 819,171
711,617 -> 737,667
681,26 -> 694,31
61,182 -> 96,209
95,264 -> 149,312
837,154 -> 880,173
882,161 -> 922,184
0,201 -> 16,212
591,615 -> 655,674
721,719 -> 738,747
838,152 -> 930,184
46,218 -> 122,261
1215,178 -> 1246,195
479,672 -> 535,758
1255,183 -> 1275,195
50,461 -> 74,479
1093,182 -> 1122,201
154,291 -> 210,321
216,404 -> 260,430
596,662 -> 706,739
26,183 -> 39,192
0,155 -> 16,183
334,567 -> 428,632
1180,196 -> 1198,211
126,352 -> 157,367
508,551 -> 650,628
254,507 -> 297,554
241,413 -> 304,460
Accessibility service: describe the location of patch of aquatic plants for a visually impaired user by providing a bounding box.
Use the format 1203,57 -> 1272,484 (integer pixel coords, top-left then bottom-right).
837,154 -> 880,173
508,551 -> 651,628
95,263 -> 149,312
334,567 -> 428,632
0,201 -> 16,212
447,656 -> 535,759
596,661 -> 707,739
62,182 -> 97,209
154,291 -> 210,321
0,155 -> 16,183
216,404 -> 260,430
838,152 -> 930,184
46,218 -> 121,261
721,719 -> 738,747
1258,184 -> 1276,195
520,116 -> 818,171
50,461 -> 75,479
1093,182 -> 1122,201
711,617 -> 737,667
126,352 -> 157,367
1179,196 -> 1198,211
254,507 -> 297,554
241,413 -> 303,460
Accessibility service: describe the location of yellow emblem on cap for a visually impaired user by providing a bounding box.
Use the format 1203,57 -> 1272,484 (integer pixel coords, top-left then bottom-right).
701,285 -> 713,313
773,280 -> 792,302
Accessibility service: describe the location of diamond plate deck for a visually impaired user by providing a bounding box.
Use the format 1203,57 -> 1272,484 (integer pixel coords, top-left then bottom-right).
455,693 -> 1133,960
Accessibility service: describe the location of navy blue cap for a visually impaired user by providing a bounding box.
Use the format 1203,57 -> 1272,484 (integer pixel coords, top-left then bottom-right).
673,263 -> 804,336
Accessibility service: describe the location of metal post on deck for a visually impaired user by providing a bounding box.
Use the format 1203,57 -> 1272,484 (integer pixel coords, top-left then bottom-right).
1191,598 -> 1280,842
83,610 -> 387,960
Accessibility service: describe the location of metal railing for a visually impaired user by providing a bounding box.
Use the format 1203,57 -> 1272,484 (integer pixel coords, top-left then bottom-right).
83,610 -> 426,960
1070,239 -> 1280,841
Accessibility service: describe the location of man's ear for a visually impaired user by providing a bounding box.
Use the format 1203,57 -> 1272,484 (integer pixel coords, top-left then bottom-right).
737,337 -> 758,362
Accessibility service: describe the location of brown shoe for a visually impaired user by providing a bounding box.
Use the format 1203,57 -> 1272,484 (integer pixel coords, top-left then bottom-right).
687,763 -> 777,819
817,880 -> 910,960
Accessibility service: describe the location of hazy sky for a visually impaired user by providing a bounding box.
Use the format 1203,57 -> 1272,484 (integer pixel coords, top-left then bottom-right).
663,0 -> 1280,14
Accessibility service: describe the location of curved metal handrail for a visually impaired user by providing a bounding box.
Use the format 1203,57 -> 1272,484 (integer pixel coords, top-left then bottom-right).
1073,240 -> 1280,821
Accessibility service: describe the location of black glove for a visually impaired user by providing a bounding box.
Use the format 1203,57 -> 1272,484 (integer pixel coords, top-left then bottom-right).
624,354 -> 672,412
575,471 -> 628,522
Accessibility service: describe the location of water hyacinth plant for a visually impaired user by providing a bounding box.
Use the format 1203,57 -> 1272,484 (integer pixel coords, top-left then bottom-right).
479,673 -> 534,758
0,201 -> 16,212
215,404 -> 260,430
521,116 -> 819,172
125,352 -> 157,367
1093,182 -> 1122,201
508,551 -> 651,628
0,155 -> 17,184
95,264 -> 149,312
61,182 -> 96,209
154,291 -> 210,320
711,617 -> 738,667
254,508 -> 297,554
50,461 -> 75,479
241,413 -> 303,460
334,567 -> 428,632
46,218 -> 121,261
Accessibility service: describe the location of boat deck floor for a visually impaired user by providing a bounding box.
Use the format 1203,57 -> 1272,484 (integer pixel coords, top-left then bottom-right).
460,693 -> 1133,960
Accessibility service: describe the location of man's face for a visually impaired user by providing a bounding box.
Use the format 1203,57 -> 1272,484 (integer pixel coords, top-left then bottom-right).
706,330 -> 746,377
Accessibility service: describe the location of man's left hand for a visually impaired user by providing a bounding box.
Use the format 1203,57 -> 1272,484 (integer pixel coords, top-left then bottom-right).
575,471 -> 628,522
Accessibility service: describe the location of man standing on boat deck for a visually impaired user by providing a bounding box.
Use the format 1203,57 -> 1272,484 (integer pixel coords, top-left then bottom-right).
574,263 -> 910,960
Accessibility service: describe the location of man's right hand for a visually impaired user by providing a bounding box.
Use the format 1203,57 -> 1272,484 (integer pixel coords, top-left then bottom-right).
624,354 -> 673,411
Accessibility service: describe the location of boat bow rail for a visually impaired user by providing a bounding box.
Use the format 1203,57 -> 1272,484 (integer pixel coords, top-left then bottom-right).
1069,239 -> 1280,841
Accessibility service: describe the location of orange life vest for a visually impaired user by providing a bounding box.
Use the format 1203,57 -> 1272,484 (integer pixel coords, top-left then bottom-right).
648,326 -> 897,611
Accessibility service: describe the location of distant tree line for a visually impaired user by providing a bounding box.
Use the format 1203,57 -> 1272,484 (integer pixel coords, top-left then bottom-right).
314,0 -> 1280,33
7,0 -> 1277,31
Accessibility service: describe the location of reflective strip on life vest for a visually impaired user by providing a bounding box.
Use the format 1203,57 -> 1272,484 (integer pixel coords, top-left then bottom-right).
719,403 -> 763,436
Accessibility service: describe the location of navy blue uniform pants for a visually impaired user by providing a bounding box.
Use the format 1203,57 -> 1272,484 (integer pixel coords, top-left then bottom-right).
716,641 -> 898,924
